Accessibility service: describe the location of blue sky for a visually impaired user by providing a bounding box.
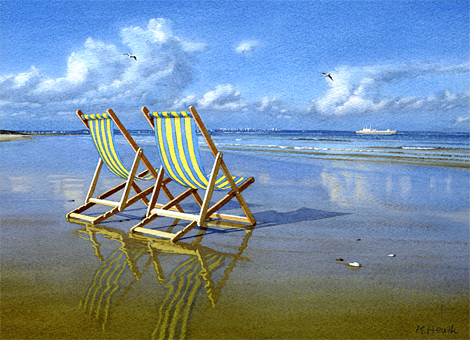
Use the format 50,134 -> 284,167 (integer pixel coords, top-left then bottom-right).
1,0 -> 469,131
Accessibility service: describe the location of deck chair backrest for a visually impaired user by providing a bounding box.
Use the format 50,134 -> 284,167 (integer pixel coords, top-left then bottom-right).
147,111 -> 247,191
81,112 -> 153,180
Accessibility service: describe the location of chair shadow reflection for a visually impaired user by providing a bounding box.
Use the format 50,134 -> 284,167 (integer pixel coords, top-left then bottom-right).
71,219 -> 252,339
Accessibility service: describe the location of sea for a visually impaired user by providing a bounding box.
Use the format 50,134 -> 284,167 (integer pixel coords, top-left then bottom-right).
17,129 -> 470,168
207,129 -> 470,168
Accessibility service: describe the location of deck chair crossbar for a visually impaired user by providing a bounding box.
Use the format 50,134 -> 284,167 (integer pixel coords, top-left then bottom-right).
67,109 -> 182,225
130,106 -> 256,242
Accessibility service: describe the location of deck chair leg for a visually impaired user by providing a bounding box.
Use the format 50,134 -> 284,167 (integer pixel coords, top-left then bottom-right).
161,185 -> 184,213
131,182 -> 150,206
233,192 -> 256,225
191,190 -> 204,207
119,149 -> 143,212
146,166 -> 165,217
86,159 -> 103,204
198,153 -> 222,226
219,161 -> 256,226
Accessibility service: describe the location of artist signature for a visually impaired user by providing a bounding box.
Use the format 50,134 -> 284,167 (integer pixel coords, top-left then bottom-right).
416,325 -> 458,335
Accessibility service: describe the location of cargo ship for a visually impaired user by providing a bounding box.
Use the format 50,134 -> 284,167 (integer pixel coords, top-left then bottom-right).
356,126 -> 397,134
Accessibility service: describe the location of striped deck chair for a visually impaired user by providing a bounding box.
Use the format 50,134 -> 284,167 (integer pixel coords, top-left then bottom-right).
130,106 -> 256,242
66,108 -> 181,225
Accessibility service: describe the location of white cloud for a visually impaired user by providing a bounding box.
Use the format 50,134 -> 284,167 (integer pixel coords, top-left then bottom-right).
176,84 -> 248,112
308,62 -> 470,118
455,115 -> 470,124
254,96 -> 289,116
235,40 -> 259,54
0,18 -> 208,118
2,19 -> 468,131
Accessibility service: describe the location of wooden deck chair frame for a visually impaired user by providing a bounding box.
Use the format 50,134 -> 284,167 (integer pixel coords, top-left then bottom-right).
130,106 -> 256,242
67,108 -> 182,225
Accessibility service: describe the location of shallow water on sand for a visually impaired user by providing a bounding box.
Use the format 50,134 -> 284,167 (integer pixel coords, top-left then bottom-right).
1,136 -> 469,339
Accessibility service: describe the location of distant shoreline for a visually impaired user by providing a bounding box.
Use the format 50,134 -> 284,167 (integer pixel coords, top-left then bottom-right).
1,129 -> 469,135
0,130 -> 85,142
0,130 -> 75,142
0,131 -> 32,143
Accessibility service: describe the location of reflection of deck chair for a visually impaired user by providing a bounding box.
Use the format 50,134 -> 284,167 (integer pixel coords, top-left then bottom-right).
131,225 -> 253,340
130,106 -> 256,242
74,224 -> 147,331
73,219 -> 252,335
67,109 -> 181,224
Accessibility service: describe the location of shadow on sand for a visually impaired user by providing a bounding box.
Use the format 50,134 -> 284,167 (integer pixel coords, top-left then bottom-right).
181,207 -> 350,240
254,207 -> 350,226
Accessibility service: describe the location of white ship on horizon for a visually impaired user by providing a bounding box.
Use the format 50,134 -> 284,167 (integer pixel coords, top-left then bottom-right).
356,126 -> 397,134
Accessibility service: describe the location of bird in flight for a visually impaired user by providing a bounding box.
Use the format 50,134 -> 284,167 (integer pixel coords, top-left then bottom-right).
123,53 -> 137,60
319,72 -> 333,81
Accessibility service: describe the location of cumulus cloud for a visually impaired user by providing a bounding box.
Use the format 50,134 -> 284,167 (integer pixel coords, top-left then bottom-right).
455,115 -> 470,124
254,96 -> 289,116
175,84 -> 248,112
235,40 -> 260,54
0,18 -> 208,117
308,62 -> 470,118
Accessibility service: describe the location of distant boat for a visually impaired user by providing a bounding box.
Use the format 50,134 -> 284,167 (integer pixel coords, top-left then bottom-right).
356,126 -> 397,135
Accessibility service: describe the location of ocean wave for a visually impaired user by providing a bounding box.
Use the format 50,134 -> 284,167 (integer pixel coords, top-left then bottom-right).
402,146 -> 439,150
215,142 -> 466,154
204,144 -> 469,167
291,137 -> 349,142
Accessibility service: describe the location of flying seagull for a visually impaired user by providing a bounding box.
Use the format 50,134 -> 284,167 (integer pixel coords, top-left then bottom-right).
319,72 -> 333,81
123,53 -> 137,60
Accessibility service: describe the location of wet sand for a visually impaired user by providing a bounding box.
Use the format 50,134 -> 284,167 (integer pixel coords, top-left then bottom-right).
0,135 -> 469,339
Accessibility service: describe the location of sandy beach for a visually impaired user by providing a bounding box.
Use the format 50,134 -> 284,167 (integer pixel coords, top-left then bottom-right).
1,135 -> 468,339
0,134 -> 32,142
